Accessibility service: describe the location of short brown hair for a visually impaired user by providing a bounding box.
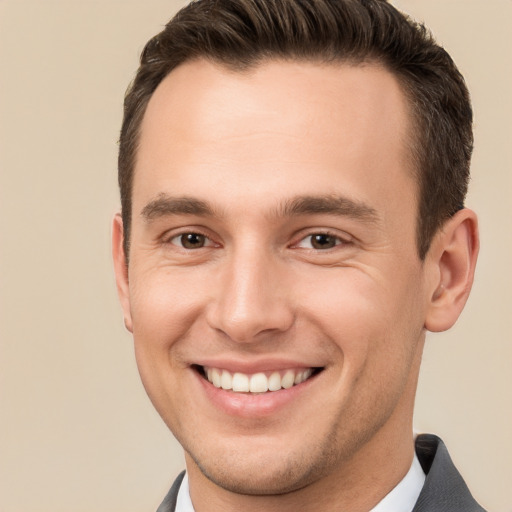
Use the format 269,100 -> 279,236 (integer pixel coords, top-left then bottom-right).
119,0 -> 473,259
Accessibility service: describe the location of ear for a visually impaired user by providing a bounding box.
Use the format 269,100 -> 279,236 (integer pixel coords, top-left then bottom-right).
112,213 -> 133,333
424,208 -> 479,332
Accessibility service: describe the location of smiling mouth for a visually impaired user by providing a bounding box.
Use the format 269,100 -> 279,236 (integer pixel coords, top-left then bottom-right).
195,366 -> 322,393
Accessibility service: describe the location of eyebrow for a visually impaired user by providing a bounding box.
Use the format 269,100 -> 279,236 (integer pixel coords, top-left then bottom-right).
141,194 -> 215,221
276,195 -> 380,224
140,193 -> 379,224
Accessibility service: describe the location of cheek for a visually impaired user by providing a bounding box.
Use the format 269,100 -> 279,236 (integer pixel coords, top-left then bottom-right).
128,269 -> 206,422
128,265 -> 209,348
296,268 -> 389,337
296,264 -> 425,364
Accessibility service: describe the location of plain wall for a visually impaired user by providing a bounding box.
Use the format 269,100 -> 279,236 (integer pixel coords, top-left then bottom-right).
0,1 -> 510,510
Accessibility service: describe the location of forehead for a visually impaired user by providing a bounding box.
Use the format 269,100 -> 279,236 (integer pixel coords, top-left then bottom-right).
134,59 -> 416,219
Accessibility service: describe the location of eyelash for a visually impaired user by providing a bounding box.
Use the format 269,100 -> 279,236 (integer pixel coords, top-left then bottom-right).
293,232 -> 349,250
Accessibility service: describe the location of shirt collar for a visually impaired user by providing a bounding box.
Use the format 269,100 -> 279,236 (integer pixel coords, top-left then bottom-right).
175,472 -> 194,512
369,453 -> 425,512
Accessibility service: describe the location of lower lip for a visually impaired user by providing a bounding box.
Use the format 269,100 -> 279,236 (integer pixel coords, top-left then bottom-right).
194,370 -> 318,418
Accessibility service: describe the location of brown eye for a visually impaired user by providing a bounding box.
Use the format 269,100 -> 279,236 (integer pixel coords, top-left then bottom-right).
309,234 -> 338,249
173,233 -> 208,249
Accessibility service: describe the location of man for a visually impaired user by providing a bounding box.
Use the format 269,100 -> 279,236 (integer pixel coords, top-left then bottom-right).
112,1 -> 484,510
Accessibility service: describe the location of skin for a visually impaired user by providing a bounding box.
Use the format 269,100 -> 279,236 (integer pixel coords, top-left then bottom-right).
113,59 -> 478,512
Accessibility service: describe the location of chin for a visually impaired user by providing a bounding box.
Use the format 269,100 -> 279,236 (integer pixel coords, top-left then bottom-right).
184,434 -> 341,496
195,457 -> 320,495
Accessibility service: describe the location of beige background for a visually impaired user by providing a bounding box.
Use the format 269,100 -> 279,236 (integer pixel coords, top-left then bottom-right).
0,1 -> 510,511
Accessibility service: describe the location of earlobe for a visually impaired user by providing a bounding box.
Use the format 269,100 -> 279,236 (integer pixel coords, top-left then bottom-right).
424,209 -> 479,333
112,213 -> 133,333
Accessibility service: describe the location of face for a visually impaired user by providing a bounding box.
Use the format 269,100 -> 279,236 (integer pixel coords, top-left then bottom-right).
116,60 -> 433,495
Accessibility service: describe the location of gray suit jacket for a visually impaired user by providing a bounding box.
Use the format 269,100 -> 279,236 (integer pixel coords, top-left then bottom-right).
156,434 -> 486,512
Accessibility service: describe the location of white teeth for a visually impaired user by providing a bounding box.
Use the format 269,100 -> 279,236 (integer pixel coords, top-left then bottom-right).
249,373 -> 268,393
212,368 -> 221,388
268,371 -> 282,391
220,370 -> 232,390
204,367 -> 315,393
281,370 -> 295,389
232,372 -> 250,392
295,368 -> 313,384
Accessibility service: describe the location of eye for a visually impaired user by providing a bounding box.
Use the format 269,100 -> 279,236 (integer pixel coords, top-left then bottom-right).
296,233 -> 344,250
169,232 -> 213,249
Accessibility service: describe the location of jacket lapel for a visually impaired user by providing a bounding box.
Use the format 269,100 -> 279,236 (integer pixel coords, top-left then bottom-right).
412,434 -> 486,512
156,470 -> 185,512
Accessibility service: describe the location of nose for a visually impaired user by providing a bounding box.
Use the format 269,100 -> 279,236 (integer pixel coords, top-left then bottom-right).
205,245 -> 295,343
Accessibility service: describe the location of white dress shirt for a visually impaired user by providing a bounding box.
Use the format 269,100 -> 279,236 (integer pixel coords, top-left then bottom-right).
175,454 -> 425,512
370,454 -> 425,512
